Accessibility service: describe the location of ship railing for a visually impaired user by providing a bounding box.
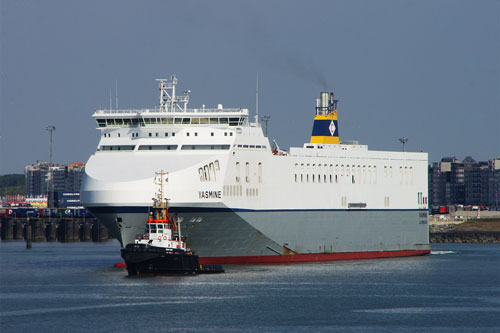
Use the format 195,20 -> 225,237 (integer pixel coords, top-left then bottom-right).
94,108 -> 248,115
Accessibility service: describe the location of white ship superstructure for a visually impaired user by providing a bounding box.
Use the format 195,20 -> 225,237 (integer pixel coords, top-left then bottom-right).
81,76 -> 430,264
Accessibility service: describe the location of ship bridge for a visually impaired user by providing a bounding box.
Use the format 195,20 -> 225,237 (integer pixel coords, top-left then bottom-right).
93,75 -> 249,129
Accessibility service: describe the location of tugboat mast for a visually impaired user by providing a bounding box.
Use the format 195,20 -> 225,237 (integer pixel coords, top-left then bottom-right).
152,170 -> 181,240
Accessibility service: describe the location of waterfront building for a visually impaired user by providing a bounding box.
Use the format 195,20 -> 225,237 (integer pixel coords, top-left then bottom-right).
488,159 -> 500,208
429,157 -> 500,209
66,162 -> 85,193
24,162 -> 85,207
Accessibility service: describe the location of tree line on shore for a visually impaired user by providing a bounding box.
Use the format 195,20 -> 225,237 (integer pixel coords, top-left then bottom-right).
0,174 -> 24,196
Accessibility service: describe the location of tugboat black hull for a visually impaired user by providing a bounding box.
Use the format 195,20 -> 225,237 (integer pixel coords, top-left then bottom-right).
121,244 -> 223,276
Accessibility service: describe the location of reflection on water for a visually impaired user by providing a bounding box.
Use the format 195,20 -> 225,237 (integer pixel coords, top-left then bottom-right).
1,241 -> 499,331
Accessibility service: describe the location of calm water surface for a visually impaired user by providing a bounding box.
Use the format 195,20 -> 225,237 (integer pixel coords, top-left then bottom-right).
1,241 -> 499,332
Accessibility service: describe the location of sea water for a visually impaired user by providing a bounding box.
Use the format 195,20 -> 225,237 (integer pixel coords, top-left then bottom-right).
1,241 -> 499,332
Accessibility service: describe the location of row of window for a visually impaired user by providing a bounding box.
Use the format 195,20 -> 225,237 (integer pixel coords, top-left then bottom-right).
234,144 -> 267,149
99,144 -> 230,151
223,185 -> 242,197
183,145 -> 230,150
293,164 -> 415,185
96,117 -> 246,127
222,185 -> 260,197
235,162 -> 263,183
294,163 -> 379,184
104,131 -> 234,138
417,192 -> 428,205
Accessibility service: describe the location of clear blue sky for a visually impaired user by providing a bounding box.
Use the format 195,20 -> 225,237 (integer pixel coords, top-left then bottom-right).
1,0 -> 499,174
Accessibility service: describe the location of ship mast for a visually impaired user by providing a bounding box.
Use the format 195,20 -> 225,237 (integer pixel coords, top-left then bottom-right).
156,75 -> 190,112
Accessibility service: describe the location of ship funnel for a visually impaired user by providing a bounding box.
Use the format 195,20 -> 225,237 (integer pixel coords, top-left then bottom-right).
320,92 -> 329,113
310,91 -> 340,145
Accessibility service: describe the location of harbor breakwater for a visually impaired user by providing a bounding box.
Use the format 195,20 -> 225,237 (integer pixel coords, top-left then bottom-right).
0,216 -> 112,243
3,215 -> 498,244
430,218 -> 500,243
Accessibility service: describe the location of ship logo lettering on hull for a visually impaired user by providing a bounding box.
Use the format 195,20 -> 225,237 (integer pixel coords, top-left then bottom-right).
198,191 -> 222,199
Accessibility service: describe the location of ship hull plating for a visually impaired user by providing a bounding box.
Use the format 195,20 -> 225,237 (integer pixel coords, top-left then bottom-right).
89,207 -> 430,263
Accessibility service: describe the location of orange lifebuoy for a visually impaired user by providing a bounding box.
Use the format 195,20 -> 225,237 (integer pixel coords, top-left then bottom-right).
163,235 -> 167,240
157,236 -> 161,241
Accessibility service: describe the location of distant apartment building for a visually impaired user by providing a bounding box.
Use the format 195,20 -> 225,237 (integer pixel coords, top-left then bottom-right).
25,161 -> 85,207
488,159 -> 500,208
429,157 -> 500,209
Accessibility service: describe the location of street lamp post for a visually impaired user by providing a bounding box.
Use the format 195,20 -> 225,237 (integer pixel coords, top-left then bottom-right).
399,137 -> 408,152
46,126 -> 56,164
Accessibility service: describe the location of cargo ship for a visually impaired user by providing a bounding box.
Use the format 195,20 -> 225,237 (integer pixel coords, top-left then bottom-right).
81,75 -> 430,264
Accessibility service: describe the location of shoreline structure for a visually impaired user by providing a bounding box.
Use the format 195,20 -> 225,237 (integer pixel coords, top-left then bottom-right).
429,214 -> 500,243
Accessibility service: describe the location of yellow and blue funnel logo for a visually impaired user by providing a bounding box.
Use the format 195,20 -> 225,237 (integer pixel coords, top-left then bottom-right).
310,111 -> 340,144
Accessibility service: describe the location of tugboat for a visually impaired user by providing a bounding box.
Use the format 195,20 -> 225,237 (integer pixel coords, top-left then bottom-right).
120,171 -> 224,276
